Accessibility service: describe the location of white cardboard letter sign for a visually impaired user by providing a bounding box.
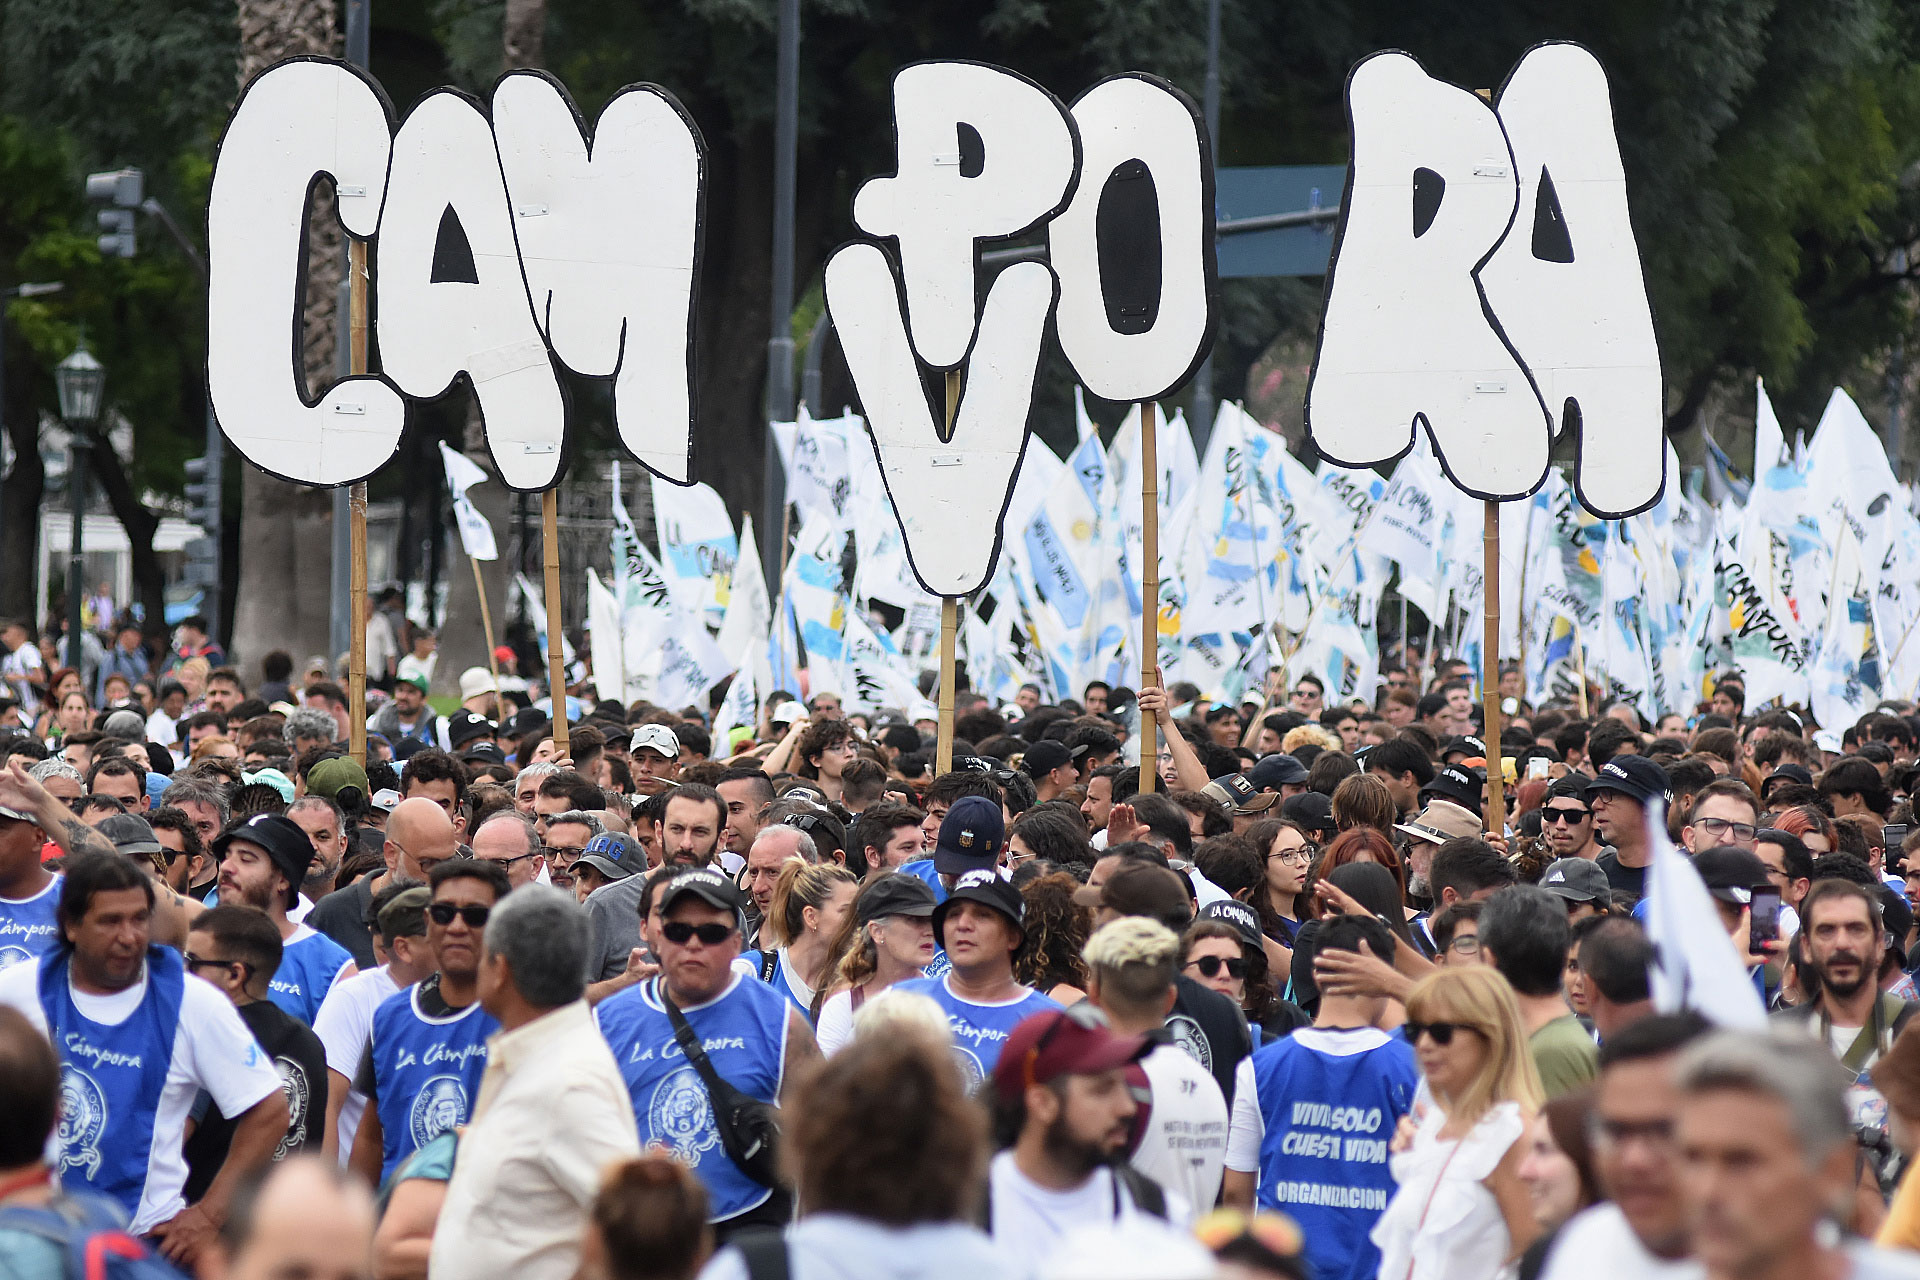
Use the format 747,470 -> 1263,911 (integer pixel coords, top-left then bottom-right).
1306,44 -> 1664,518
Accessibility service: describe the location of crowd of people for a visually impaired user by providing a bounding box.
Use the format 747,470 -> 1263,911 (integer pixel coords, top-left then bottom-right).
7,625 -> 1920,1280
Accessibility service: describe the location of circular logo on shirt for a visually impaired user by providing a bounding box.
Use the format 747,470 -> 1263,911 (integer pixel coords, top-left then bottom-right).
274,1056 -> 311,1160
0,945 -> 33,970
1166,1014 -> 1212,1074
648,1067 -> 720,1162
950,1045 -> 984,1089
56,1065 -> 107,1180
408,1075 -> 469,1149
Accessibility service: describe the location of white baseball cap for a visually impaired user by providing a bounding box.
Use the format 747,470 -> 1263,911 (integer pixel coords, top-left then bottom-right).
771,702 -> 806,727
630,724 -> 682,758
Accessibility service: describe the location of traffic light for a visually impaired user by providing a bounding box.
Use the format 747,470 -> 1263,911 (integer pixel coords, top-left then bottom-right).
184,455 -> 219,532
85,168 -> 143,260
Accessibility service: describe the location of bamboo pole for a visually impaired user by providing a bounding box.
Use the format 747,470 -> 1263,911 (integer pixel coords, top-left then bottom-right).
1140,403 -> 1161,793
1573,618 -> 1590,719
470,556 -> 503,722
347,239 -> 370,767
935,369 -> 962,776
543,488 -> 568,757
1483,500 -> 1504,835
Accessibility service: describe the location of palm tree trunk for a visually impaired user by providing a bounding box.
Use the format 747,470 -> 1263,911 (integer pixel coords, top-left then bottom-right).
227,0 -> 342,680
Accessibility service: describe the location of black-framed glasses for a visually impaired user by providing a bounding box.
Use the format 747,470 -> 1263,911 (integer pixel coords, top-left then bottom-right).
1268,843 -> 1317,867
489,850 -> 538,868
662,921 -> 735,946
428,902 -> 491,928
1695,817 -> 1758,843
1542,807 -> 1590,825
1402,1020 -> 1483,1046
544,844 -> 587,862
1186,955 -> 1247,980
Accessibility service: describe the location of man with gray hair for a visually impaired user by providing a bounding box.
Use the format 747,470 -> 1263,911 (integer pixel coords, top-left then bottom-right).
431,885 -> 639,1280
513,760 -> 560,816
1676,1028 -> 1920,1280
742,823 -> 817,948
25,757 -> 82,807
284,708 -> 339,758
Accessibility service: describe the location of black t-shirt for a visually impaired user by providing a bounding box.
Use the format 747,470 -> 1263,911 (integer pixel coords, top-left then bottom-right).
1595,850 -> 1646,903
1166,974 -> 1253,1106
307,872 -> 380,970
184,1000 -> 328,1201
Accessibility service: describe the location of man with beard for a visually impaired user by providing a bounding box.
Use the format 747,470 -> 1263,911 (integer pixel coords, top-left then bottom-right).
1588,756 -> 1670,907
580,785 -> 724,989
286,796 -> 347,904
1772,878 -> 1915,1136
215,814 -> 356,1025
985,1003 -> 1166,1274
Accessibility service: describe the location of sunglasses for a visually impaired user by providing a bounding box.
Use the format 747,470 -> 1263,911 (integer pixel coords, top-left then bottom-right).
427,903 -> 491,928
1543,807 -> 1590,825
1186,955 -> 1248,980
184,953 -> 254,982
1402,1020 -> 1483,1046
662,921 -> 736,946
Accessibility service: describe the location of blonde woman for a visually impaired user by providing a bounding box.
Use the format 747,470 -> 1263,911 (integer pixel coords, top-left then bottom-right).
813,873 -> 940,1054
1372,967 -> 1543,1280
748,859 -> 859,1021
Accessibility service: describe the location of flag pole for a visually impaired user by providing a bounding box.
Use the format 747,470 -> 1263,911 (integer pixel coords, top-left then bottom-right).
470,555 -> 503,722
1140,401 -> 1160,794
1483,499 -> 1505,835
1573,617 -> 1590,719
935,368 -> 961,775
543,488 -> 568,757
347,238 -> 370,768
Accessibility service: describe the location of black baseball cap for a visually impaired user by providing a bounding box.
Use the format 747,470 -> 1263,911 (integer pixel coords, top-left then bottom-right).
1545,775 -> 1592,806
1245,753 -> 1308,792
213,813 -> 315,911
460,741 -> 508,767
1282,791 -> 1336,835
1422,764 -> 1485,815
1761,763 -> 1814,796
1539,857 -> 1611,907
1442,735 -> 1488,762
932,867 -> 1025,948
1201,899 -> 1262,949
1691,847 -> 1772,905
445,709 -> 497,751
1588,755 -> 1671,807
934,795 -> 1005,876
98,813 -> 162,860
658,867 -> 746,922
1021,739 -> 1085,778
855,872 -> 939,925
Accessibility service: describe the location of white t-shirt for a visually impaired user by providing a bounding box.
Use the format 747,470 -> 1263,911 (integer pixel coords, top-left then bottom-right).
816,987 -> 857,1056
311,964 -> 400,1164
987,1150 -> 1191,1277
0,957 -> 284,1232
1537,1203 -> 1704,1280
1131,1042 -> 1228,1211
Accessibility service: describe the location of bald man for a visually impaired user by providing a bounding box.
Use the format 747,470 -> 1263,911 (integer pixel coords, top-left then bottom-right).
199,1156 -> 375,1280
308,798 -> 459,968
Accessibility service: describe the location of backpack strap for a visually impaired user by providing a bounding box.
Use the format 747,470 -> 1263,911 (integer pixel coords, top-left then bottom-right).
731,1227 -> 790,1280
759,949 -> 780,984
1113,1164 -> 1167,1221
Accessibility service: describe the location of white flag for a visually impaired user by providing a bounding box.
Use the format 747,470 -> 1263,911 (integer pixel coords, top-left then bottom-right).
584,567 -> 626,704
718,516 -> 772,664
1646,803 -> 1767,1029
652,624 -> 733,714
438,441 -> 498,561
650,476 -> 739,619
712,643 -> 758,745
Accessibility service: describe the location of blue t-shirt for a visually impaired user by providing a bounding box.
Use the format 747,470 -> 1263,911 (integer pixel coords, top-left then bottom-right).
596,974 -> 791,1222
0,873 -> 62,972
898,859 -> 947,902
1251,1026 -> 1419,1280
892,974 -> 1061,1090
268,927 -> 353,1025
368,981 -> 497,1183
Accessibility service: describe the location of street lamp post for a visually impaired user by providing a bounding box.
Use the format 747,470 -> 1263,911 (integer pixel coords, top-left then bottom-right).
55,343 -> 105,680
0,281 -> 63,581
